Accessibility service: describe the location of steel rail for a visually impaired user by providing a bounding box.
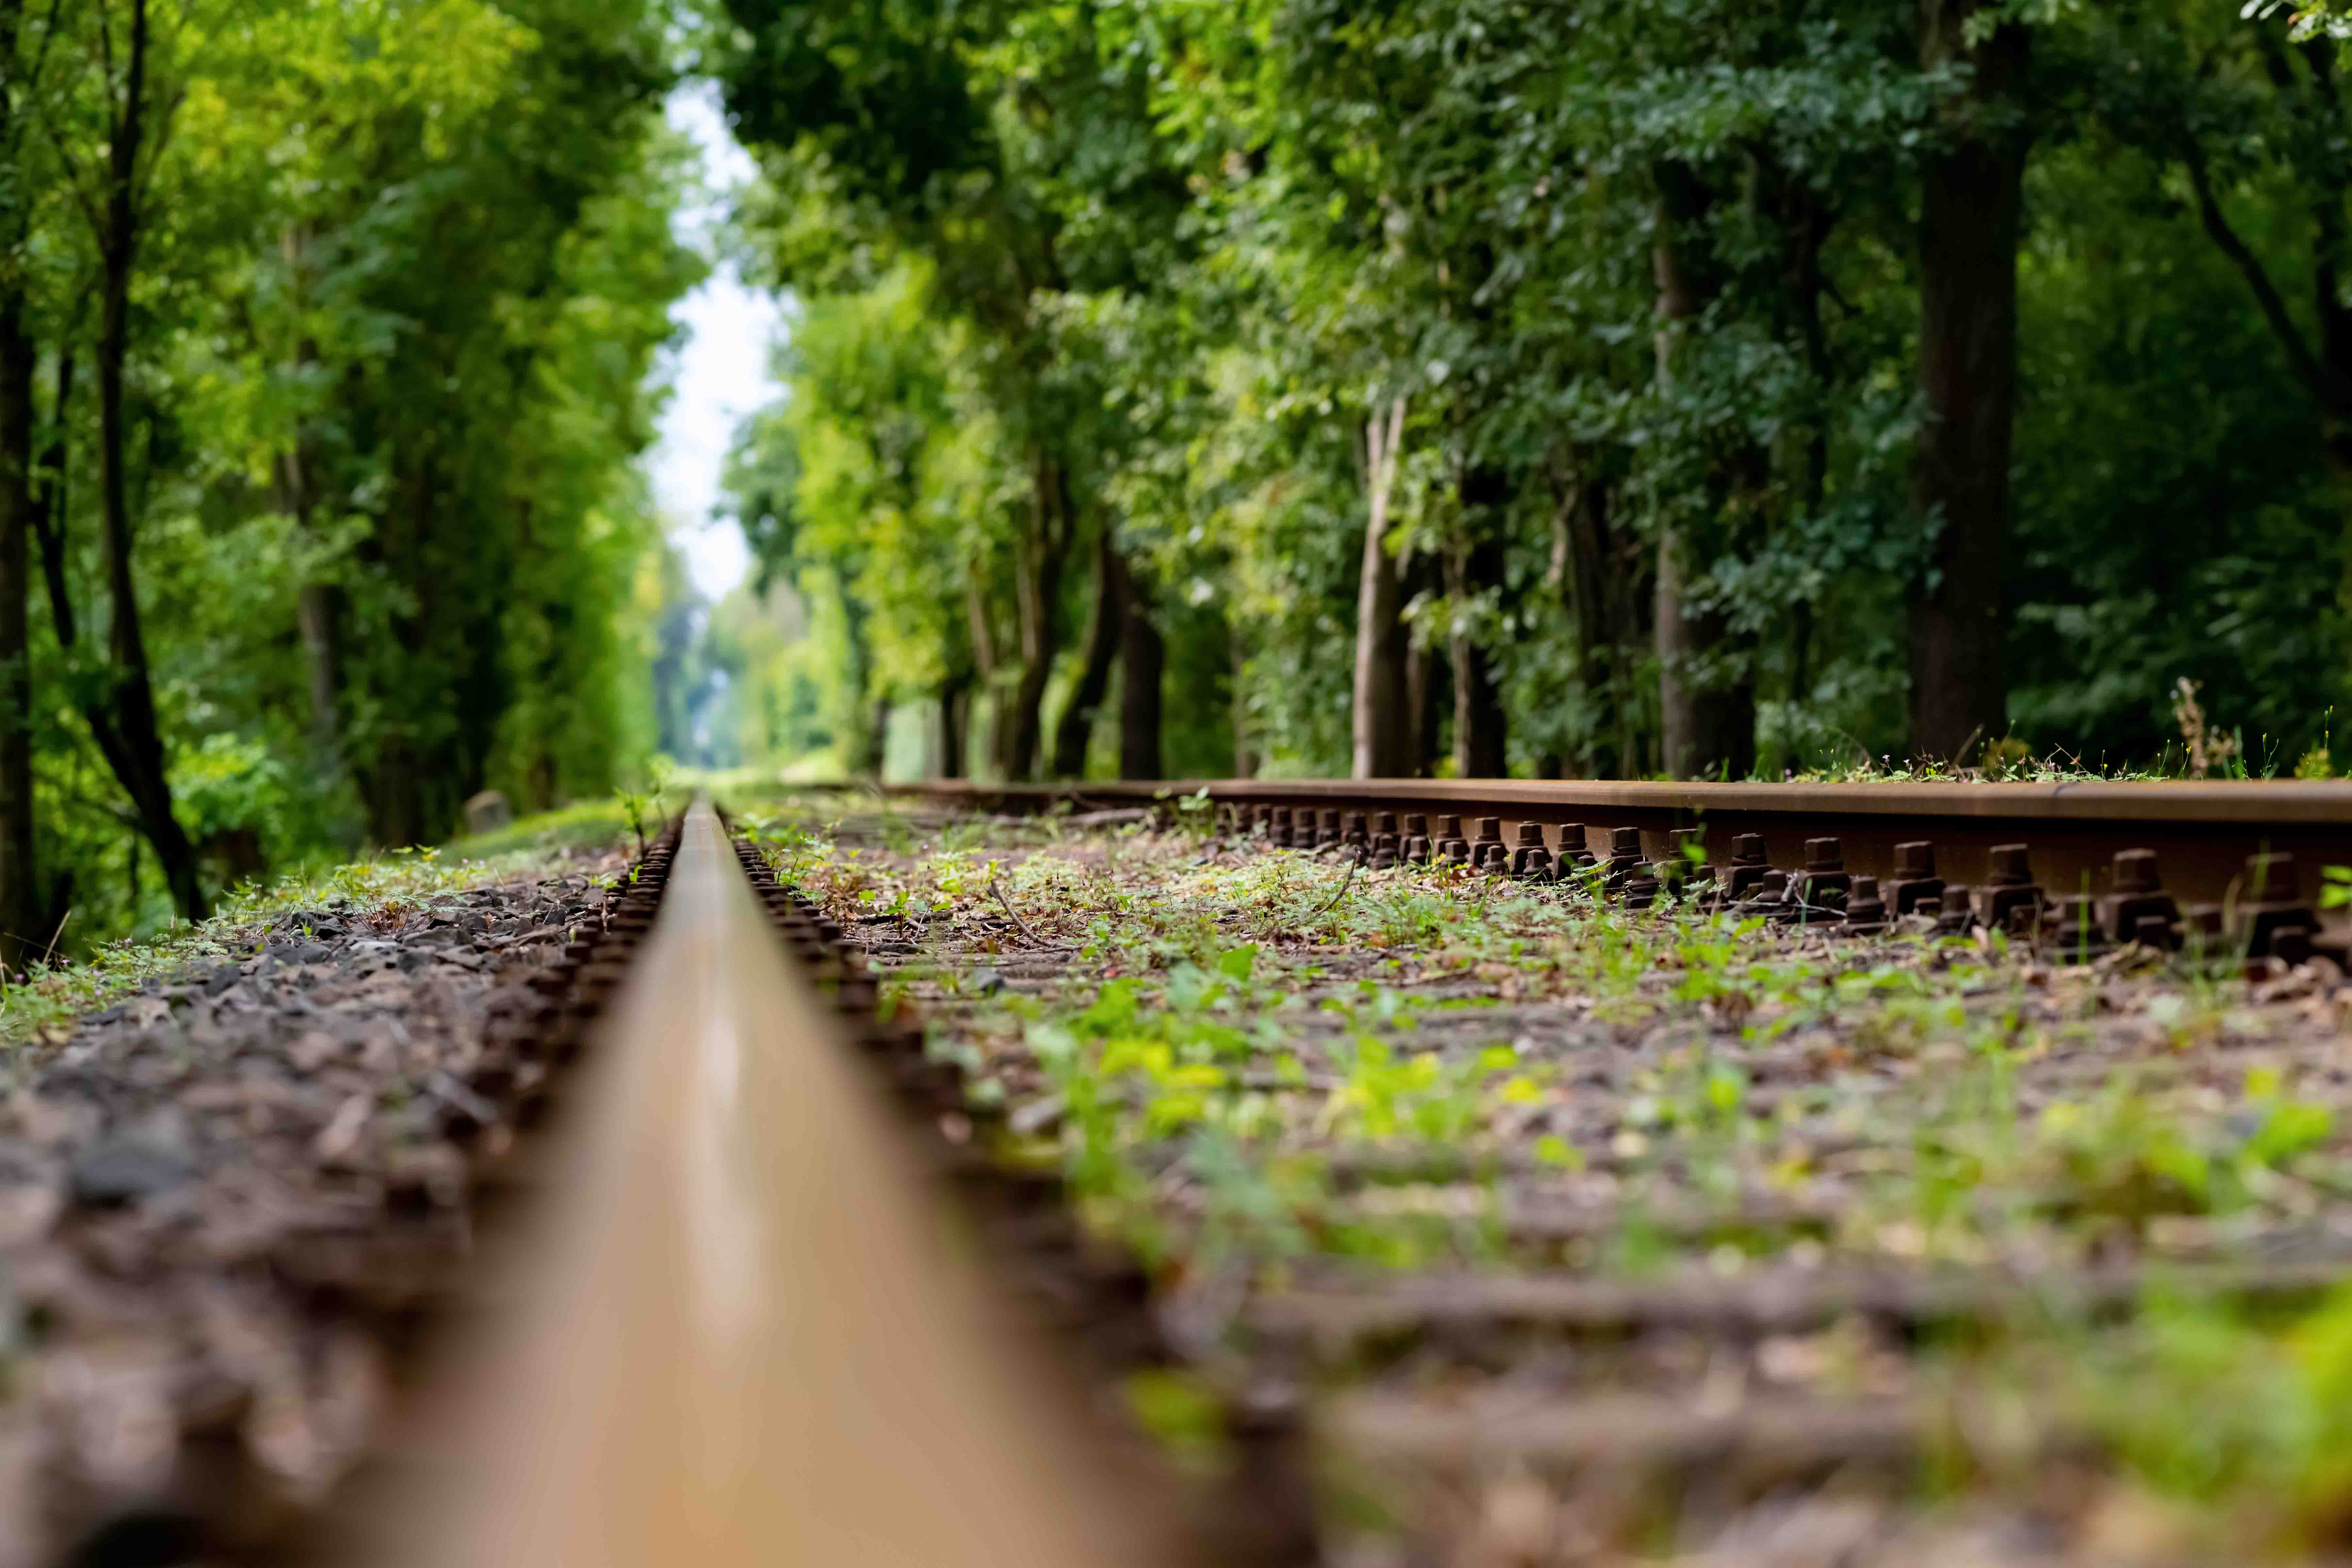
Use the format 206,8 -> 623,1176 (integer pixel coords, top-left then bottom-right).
882,776 -> 2352,913
339,797 -> 1189,1566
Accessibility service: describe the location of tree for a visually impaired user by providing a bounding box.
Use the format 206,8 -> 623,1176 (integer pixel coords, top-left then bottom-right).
1909,0 -> 2035,762
1352,397 -> 1410,778
0,0 -> 48,954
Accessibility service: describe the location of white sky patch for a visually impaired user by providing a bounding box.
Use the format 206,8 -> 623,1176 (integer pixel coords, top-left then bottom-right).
646,81 -> 784,604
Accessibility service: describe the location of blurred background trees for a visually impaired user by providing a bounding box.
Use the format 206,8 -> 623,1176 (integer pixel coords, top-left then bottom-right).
0,0 -> 695,951
10,0 -> 2352,951
699,0 -> 2352,787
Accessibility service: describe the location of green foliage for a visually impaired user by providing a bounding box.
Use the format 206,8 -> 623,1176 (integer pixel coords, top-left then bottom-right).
0,0 -> 696,949
697,0 -> 2352,783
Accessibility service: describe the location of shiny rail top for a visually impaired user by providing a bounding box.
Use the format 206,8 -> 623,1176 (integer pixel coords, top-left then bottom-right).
362,798 -> 1180,1566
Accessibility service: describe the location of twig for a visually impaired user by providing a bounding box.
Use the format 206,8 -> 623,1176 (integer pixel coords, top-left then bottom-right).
1300,852 -> 1362,925
39,906 -> 73,971
989,873 -> 1051,947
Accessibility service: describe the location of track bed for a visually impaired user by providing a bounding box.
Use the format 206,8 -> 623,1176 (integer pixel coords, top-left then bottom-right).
757,797 -> 2352,1567
0,844 -> 647,1563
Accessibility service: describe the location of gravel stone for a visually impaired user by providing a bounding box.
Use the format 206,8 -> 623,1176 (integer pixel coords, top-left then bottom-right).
0,844 -> 638,1560
66,1136 -> 191,1207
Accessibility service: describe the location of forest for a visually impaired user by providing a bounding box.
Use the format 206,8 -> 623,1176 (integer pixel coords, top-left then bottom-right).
704,0 -> 2352,792
0,0 -> 696,954
8,0 -> 2352,957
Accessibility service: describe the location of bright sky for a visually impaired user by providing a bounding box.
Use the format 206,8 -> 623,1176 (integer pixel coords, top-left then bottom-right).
645,81 -> 783,603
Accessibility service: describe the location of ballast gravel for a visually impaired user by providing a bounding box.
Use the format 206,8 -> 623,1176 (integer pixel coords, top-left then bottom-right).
0,854 -> 631,1566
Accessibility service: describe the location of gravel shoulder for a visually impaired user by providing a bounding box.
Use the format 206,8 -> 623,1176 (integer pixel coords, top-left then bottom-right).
0,842 -> 636,1565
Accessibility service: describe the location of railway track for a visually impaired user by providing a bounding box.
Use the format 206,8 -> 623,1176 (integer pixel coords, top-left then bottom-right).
331,798 -> 1207,1566
718,776 -> 2352,1565
76,776 -> 2351,1563
902,776 -> 2352,956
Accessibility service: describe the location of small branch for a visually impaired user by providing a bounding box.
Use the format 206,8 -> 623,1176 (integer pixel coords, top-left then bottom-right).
1299,852 -> 1362,925
989,873 -> 1050,946
2183,134 -> 2349,415
39,906 -> 73,970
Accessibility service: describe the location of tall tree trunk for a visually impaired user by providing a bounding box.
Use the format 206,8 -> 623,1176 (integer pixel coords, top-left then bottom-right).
1910,0 -> 2031,762
1549,462 -> 1614,779
936,672 -> 971,780
1448,474 -> 1509,779
0,298 -> 35,959
963,572 -> 999,779
1003,451 -> 1074,780
278,226 -> 344,789
1351,397 -> 1410,777
94,0 -> 204,920
1653,538 -> 1753,779
1231,632 -> 1256,779
1118,565 -> 1162,780
1404,638 -> 1439,779
0,0 -> 38,958
840,587 -> 883,775
1400,548 -> 1444,776
1785,189 -> 1834,719
1650,161 -> 1757,780
1050,525 -> 1123,777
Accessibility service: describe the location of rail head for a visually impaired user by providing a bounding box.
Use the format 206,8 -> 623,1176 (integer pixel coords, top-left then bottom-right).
885,775 -> 2352,827
348,797 -> 1191,1567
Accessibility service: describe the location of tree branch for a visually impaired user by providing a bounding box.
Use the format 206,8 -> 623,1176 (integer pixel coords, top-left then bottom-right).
2182,135 -> 2351,416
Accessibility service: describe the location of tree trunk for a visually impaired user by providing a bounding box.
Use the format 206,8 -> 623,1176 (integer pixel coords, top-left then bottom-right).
0,0 -> 37,959
1351,397 -> 1410,778
1404,637 -> 1438,779
962,572 -> 998,779
0,296 -> 36,959
1649,161 -> 1757,780
840,587 -> 883,775
278,226 -> 344,784
1447,476 -> 1509,779
1398,548 -> 1444,776
1910,0 -> 2031,762
94,0 -> 204,920
1231,632 -> 1256,779
1654,536 -> 1754,779
1050,525 -> 1123,777
1118,566 -> 1162,780
1002,451 -> 1074,780
936,674 -> 970,780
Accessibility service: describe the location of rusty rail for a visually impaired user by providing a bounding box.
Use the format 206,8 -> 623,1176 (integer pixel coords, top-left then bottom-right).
336,797 -> 1194,1566
878,776 -> 2352,953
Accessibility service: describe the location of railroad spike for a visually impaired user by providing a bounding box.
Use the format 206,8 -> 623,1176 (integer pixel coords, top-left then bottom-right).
1885,840 -> 1945,917
1508,822 -> 1554,881
2235,852 -> 2319,962
1469,816 -> 1506,874
1400,812 -> 1431,866
1972,843 -> 2041,933
2099,848 -> 2178,950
